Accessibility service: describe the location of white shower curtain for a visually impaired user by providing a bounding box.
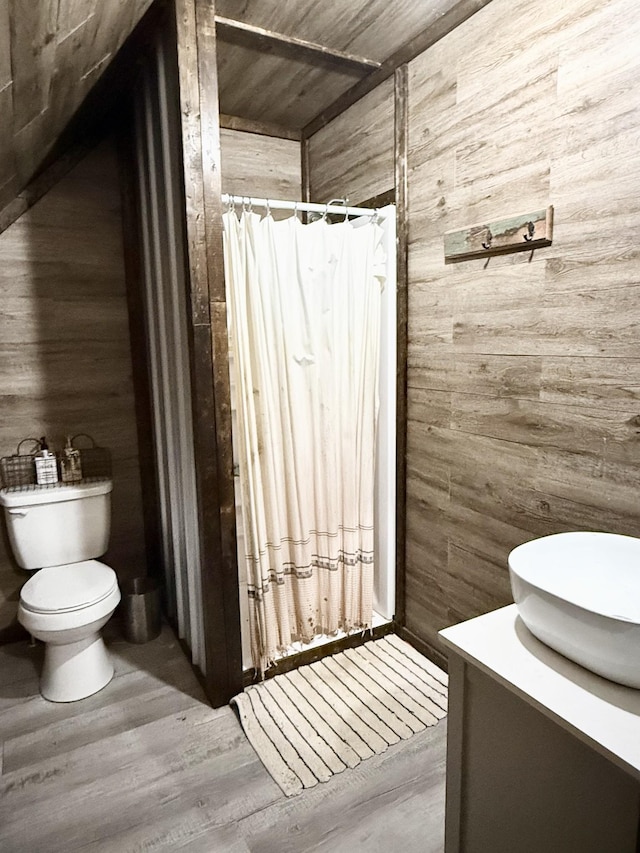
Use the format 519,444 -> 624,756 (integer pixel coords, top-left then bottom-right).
223,209 -> 386,673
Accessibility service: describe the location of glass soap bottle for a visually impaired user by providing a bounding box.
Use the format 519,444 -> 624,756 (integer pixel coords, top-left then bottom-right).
34,436 -> 59,485
60,436 -> 83,483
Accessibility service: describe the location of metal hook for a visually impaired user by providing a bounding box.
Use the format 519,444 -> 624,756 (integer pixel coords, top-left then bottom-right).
265,198 -> 271,217
523,221 -> 535,242
322,202 -> 330,221
325,198 -> 349,222
482,230 -> 493,250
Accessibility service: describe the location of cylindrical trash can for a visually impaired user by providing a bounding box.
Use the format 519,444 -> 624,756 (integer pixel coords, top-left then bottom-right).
121,577 -> 161,644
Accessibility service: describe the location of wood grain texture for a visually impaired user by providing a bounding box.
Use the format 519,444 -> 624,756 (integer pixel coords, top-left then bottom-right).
214,15 -> 381,73
197,0 -> 244,702
2,0 -> 153,199
402,0 -> 640,658
220,114 -> 301,141
0,624 -> 447,853
307,77 -> 394,204
1,0 -> 479,209
216,42 -> 360,131
0,141 -> 147,635
215,0 -> 459,63
175,0 -> 242,705
302,0 -> 494,137
220,129 -> 302,200
214,0 -> 465,131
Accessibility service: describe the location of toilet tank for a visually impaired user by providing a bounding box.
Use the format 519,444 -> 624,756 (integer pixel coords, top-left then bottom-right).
0,479 -> 112,570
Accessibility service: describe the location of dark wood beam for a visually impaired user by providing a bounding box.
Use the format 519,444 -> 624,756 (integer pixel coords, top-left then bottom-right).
215,15 -> 380,75
394,65 -> 409,631
301,136 -> 310,203
174,0 -> 242,707
219,113 -> 301,141
244,621 -> 395,686
302,0 -> 493,138
355,188 -> 396,210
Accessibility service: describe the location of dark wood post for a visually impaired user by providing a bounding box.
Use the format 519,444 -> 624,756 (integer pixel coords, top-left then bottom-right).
173,0 -> 242,706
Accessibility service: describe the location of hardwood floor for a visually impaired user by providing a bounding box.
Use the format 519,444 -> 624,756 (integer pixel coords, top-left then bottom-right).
0,624 -> 446,852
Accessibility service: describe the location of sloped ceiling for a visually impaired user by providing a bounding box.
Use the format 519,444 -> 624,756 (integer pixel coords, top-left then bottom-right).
1,0 -> 475,209
0,0 -> 154,210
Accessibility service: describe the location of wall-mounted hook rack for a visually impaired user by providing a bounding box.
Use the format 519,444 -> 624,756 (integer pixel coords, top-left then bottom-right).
444,206 -> 554,262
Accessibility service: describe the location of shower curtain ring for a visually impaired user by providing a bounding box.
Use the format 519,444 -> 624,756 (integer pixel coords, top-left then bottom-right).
323,202 -> 329,221
265,198 -> 271,217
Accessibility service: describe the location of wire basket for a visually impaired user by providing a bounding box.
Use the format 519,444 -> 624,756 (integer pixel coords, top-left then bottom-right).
0,438 -> 41,488
70,434 -> 112,481
0,435 -> 112,490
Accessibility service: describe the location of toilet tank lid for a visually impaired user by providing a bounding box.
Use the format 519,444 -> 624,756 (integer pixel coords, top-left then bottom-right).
0,479 -> 112,508
20,561 -> 118,613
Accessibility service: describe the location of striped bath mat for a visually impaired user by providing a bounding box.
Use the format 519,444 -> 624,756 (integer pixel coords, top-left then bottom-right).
231,634 -> 448,797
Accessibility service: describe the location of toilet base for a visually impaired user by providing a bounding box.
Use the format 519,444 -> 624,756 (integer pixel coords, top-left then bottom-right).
41,631 -> 115,703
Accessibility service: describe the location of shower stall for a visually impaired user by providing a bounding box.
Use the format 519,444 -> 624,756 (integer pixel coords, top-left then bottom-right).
221,196 -> 397,673
125,13 -> 404,702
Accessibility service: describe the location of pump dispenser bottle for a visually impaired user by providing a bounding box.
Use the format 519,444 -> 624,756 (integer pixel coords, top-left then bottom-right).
60,436 -> 83,483
34,436 -> 59,485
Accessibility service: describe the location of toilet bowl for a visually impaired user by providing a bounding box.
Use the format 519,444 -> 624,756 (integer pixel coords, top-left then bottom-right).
18,560 -> 121,702
0,479 -> 121,703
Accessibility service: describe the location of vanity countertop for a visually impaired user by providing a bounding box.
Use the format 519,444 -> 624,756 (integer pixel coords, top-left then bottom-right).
439,604 -> 640,781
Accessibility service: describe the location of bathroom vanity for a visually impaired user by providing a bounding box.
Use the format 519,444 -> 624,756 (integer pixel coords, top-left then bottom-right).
439,605 -> 640,853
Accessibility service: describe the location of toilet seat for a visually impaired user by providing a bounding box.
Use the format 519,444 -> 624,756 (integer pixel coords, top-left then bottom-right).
20,561 -> 118,614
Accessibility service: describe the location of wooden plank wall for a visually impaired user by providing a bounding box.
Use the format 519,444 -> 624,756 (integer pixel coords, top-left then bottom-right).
304,0 -> 640,666
220,129 -> 301,200
1,1 -> 154,211
307,77 -> 394,204
404,0 -> 640,661
0,140 -> 147,639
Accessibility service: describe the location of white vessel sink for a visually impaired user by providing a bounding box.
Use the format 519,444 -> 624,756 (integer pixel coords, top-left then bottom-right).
509,532 -> 640,688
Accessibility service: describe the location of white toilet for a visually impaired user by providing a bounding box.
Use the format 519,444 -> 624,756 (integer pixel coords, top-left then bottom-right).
0,479 -> 121,702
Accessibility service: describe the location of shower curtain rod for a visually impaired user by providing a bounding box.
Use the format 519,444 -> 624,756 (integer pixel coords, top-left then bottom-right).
221,193 -> 392,219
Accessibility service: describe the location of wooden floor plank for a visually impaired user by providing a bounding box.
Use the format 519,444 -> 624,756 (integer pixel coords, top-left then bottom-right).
0,624 -> 446,853
0,709 -> 275,852
237,722 -> 447,853
0,637 -> 42,688
3,658 -> 207,772
77,805 -> 253,852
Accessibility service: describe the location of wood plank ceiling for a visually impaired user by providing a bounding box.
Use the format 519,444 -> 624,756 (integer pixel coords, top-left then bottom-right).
215,0 -> 470,131
0,0 -> 479,209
